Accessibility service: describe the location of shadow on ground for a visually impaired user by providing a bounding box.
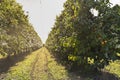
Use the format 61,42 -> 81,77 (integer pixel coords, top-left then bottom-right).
0,49 -> 39,74
67,69 -> 120,80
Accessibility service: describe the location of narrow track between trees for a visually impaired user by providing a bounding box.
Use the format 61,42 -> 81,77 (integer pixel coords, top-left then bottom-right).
30,47 -> 81,80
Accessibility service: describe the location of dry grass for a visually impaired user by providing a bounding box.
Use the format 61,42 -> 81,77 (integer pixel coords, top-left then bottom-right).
31,47 -> 70,80
4,49 -> 40,80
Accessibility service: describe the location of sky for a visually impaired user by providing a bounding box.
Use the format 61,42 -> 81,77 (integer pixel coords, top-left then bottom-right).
16,0 -> 120,43
16,0 -> 66,43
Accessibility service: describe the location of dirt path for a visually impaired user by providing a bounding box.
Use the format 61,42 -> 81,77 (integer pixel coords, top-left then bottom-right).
30,47 -> 83,80
30,47 -> 54,80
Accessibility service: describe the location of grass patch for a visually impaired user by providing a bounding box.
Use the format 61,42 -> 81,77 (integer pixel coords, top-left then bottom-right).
4,49 -> 40,80
0,54 -> 3,59
45,50 -> 69,80
0,54 -> 5,59
105,60 -> 120,78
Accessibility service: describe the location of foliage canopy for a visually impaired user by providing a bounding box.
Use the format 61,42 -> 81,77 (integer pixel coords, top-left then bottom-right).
0,0 -> 42,56
46,0 -> 120,72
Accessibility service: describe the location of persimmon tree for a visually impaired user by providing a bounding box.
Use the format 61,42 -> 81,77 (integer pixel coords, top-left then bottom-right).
46,0 -> 120,72
0,0 -> 42,57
